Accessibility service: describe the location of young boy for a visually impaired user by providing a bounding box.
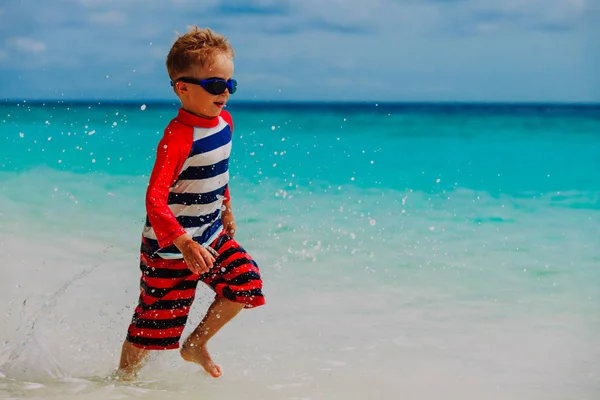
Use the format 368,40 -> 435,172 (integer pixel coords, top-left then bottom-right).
117,26 -> 265,380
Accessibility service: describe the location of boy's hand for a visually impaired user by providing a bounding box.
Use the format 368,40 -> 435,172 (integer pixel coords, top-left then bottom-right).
173,235 -> 215,275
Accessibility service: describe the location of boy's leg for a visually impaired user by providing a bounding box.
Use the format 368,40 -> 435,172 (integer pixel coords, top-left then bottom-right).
180,233 -> 265,378
117,340 -> 150,380
180,297 -> 244,377
117,253 -> 200,379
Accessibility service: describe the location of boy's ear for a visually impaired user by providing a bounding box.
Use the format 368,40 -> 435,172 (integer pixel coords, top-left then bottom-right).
176,82 -> 188,95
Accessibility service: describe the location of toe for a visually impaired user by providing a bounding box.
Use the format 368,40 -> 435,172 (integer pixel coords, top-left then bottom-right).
210,365 -> 222,378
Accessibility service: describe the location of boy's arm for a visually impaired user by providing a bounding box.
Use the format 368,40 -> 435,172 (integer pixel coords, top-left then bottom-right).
145,129 -> 190,248
221,186 -> 236,237
146,126 -> 216,275
219,110 -> 236,237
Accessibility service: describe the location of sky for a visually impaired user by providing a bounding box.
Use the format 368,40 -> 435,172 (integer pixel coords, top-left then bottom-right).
0,0 -> 599,103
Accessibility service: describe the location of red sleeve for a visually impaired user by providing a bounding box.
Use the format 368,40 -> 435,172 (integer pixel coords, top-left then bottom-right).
145,123 -> 193,248
221,109 -> 233,202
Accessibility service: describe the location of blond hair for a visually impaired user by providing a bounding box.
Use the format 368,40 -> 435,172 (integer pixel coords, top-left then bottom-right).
166,26 -> 234,80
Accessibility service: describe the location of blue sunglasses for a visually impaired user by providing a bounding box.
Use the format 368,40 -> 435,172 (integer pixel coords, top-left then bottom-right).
170,77 -> 237,95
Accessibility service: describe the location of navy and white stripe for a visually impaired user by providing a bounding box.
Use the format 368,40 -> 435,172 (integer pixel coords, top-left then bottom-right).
143,117 -> 232,259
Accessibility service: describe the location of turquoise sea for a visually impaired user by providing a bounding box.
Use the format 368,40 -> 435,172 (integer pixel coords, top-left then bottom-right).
1,101 -> 599,399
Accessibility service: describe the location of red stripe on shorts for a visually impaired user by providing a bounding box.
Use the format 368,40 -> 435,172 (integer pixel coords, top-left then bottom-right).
127,326 -> 185,339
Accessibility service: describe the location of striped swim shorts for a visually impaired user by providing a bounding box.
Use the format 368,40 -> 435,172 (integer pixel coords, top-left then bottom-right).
126,233 -> 265,350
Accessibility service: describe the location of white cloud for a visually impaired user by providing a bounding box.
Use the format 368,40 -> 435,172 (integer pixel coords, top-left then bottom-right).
296,0 -> 389,26
88,10 -> 125,24
7,37 -> 46,53
477,23 -> 498,32
430,0 -> 587,34
76,0 -> 130,8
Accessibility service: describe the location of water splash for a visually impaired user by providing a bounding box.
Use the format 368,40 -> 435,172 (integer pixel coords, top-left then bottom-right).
0,245 -> 114,377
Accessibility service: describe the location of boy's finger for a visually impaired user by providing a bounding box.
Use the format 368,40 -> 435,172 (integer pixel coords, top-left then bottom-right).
200,248 -> 215,265
190,262 -> 201,274
199,260 -> 209,273
192,255 -> 207,273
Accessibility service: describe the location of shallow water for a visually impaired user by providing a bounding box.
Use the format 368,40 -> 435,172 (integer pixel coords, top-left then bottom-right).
1,102 -> 599,399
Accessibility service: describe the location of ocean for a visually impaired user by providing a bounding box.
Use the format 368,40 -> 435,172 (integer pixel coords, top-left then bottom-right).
1,101 -> 599,399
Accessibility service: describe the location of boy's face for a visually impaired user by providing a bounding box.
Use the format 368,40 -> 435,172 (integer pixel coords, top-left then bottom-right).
174,52 -> 234,118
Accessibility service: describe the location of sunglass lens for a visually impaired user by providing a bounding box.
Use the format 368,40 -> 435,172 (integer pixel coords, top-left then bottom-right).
229,79 -> 237,94
205,81 -> 228,95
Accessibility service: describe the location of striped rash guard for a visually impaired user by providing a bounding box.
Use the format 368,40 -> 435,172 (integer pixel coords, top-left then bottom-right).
141,108 -> 233,259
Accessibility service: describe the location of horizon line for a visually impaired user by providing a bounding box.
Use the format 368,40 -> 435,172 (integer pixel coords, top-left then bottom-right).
2,99 -> 600,109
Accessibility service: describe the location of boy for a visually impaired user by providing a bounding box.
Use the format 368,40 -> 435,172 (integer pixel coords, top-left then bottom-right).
117,26 -> 265,380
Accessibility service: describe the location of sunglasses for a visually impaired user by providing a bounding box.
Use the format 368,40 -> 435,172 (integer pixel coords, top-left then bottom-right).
170,77 -> 237,95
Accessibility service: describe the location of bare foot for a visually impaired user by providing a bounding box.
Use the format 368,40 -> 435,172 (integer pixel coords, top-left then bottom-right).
112,368 -> 137,382
180,343 -> 222,378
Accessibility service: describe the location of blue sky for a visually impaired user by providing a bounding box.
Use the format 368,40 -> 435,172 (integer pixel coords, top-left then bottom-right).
0,0 -> 598,102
